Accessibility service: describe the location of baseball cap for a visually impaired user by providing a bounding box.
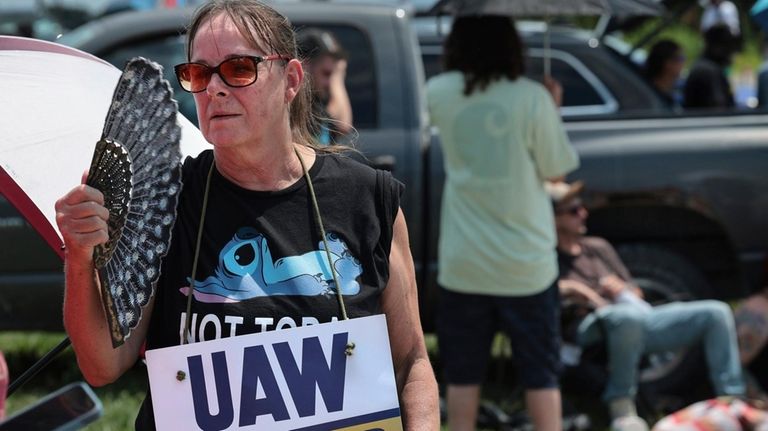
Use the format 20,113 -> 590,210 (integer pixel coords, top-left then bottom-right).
296,28 -> 346,61
544,180 -> 584,205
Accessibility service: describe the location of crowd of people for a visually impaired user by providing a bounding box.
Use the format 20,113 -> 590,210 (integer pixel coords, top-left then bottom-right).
424,1 -> 767,431
38,0 -> 768,431
643,0 -> 766,111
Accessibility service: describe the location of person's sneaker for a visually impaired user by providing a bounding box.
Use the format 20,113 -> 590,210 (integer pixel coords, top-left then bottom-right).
610,415 -> 649,431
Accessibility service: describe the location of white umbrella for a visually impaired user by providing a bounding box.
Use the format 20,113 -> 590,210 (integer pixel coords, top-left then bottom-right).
0,36 -> 209,258
0,37 -> 210,392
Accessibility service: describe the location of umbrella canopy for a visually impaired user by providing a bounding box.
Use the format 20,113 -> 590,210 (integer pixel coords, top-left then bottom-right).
429,0 -> 664,16
751,0 -> 768,33
427,0 -> 663,76
0,36 -> 209,259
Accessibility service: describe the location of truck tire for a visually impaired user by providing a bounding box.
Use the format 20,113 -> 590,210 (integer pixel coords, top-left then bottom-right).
617,243 -> 712,304
616,243 -> 711,398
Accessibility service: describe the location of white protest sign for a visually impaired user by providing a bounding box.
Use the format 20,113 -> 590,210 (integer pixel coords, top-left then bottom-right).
145,314 -> 402,430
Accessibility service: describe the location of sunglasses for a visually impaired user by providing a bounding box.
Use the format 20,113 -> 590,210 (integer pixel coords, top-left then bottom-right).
556,203 -> 583,216
174,55 -> 289,93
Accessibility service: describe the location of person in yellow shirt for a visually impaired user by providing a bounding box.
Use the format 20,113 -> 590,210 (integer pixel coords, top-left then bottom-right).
427,15 -> 579,431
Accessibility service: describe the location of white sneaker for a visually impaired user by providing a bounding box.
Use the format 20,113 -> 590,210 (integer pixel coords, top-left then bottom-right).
610,415 -> 649,431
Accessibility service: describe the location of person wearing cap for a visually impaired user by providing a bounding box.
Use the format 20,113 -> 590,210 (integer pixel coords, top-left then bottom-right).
297,28 -> 353,145
548,180 -> 745,431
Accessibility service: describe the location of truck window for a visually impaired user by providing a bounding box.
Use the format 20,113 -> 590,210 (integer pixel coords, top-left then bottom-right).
101,34 -> 197,125
527,57 -> 602,105
294,24 -> 378,130
526,49 -> 618,116
101,26 -> 378,131
421,47 -> 618,117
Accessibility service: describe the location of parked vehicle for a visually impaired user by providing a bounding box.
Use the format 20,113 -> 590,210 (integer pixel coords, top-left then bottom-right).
415,17 -> 667,118
3,3 -> 767,354
416,17 -> 768,308
1,3 -> 429,332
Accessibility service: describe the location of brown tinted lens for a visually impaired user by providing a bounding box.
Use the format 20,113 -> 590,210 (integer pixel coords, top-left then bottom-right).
185,64 -> 212,93
175,65 -> 192,92
219,57 -> 258,87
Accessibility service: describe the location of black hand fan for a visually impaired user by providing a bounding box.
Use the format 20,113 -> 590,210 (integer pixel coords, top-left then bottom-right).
86,57 -> 182,348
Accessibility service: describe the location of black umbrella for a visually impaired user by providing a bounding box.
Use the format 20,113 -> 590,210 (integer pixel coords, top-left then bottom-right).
428,0 -> 664,76
428,0 -> 663,17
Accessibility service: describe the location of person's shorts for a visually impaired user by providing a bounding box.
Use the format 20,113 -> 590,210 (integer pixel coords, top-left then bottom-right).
437,283 -> 562,389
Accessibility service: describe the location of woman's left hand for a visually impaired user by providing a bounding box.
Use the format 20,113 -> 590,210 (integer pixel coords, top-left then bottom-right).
543,76 -> 563,108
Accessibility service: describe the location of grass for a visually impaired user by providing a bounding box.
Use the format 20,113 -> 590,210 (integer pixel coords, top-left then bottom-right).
3,331 -> 610,430
2,332 -> 532,430
2,332 -> 146,431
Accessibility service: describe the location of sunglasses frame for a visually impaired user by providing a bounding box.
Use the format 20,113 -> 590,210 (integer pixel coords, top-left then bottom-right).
555,202 -> 584,217
174,54 -> 289,93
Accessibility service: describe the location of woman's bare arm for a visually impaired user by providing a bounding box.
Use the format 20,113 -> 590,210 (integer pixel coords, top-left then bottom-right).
381,208 -> 439,430
56,179 -> 152,386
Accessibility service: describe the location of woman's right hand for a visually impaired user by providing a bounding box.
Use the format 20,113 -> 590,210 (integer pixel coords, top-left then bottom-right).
57,174 -> 142,385
54,173 -> 109,261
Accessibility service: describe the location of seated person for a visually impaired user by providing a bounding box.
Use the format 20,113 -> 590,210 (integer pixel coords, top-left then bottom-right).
296,28 -> 353,145
644,39 -> 685,109
547,180 -> 745,431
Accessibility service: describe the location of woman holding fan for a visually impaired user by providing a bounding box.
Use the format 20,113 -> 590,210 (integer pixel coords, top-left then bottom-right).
54,1 -> 438,429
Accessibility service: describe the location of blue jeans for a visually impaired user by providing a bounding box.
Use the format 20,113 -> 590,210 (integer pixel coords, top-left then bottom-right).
577,300 -> 745,401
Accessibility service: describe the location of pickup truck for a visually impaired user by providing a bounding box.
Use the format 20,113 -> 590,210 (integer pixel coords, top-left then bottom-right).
417,18 -> 768,307
0,3 -> 428,332
2,2 -> 767,345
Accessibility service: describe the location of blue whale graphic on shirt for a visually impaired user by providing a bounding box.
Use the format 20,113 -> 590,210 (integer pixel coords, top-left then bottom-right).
184,227 -> 362,303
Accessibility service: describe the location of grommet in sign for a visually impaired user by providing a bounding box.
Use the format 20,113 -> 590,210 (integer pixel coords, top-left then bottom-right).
345,342 -> 356,356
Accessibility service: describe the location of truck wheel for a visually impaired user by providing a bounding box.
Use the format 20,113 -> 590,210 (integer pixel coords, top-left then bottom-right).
616,243 -> 711,398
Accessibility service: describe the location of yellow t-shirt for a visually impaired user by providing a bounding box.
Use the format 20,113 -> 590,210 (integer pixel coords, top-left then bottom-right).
427,72 -> 579,296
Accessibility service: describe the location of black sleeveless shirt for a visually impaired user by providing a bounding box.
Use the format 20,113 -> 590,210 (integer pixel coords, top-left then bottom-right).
135,150 -> 403,429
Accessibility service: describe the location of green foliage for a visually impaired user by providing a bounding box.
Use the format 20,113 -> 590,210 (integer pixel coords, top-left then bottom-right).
619,16 -> 763,73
